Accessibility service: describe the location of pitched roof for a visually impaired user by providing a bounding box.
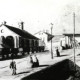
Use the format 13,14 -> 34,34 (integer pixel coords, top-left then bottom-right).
44,32 -> 54,41
63,33 -> 80,37
45,33 -> 64,42
5,25 -> 39,40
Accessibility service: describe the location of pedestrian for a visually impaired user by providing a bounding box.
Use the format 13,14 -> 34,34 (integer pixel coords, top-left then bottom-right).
10,60 -> 16,75
30,55 -> 33,64
30,54 -> 39,68
56,47 -> 60,57
35,55 -> 39,67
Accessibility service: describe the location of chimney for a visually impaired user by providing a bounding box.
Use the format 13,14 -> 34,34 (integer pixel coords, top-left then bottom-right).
21,22 -> 24,30
4,21 -> 7,25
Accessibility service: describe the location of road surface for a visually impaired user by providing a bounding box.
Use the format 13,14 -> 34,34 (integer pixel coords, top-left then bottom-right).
0,48 -> 80,80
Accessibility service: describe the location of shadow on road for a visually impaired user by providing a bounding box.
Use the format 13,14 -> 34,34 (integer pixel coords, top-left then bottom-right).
39,65 -> 49,67
59,55 -> 68,57
17,71 -> 30,75
21,59 -> 80,80
17,65 -> 49,75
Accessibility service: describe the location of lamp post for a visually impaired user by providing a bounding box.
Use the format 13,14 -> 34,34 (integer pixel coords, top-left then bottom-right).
50,23 -> 53,59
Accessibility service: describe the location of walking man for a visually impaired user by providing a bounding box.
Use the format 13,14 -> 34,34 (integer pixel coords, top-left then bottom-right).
10,60 -> 16,75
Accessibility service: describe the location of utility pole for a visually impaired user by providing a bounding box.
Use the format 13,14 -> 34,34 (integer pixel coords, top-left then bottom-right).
51,23 -> 53,59
73,12 -> 76,71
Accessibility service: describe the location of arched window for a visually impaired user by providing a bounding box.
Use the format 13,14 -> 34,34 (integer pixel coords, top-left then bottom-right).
5,36 -> 14,48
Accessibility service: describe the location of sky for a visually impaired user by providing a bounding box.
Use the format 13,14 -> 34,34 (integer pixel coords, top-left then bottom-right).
0,0 -> 80,35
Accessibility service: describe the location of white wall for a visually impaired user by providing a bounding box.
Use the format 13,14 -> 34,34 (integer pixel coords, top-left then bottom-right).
0,25 -> 19,48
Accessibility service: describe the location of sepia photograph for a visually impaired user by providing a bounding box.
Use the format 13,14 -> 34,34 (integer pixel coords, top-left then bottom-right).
0,0 -> 80,80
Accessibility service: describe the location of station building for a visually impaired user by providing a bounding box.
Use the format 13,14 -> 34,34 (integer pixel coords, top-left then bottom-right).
0,22 -> 41,56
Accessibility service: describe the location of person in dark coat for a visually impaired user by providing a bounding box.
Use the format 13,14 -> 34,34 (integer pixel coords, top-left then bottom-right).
30,55 -> 33,64
10,60 -> 16,75
56,47 -> 60,57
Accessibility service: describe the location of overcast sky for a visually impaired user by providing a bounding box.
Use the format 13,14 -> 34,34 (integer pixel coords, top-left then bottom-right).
0,0 -> 80,35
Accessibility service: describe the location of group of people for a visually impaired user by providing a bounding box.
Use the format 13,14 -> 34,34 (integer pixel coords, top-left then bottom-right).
30,54 -> 39,68
9,54 -> 39,75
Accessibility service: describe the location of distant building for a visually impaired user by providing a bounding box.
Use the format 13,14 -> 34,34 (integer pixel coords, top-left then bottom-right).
34,31 -> 73,52
34,31 -> 53,51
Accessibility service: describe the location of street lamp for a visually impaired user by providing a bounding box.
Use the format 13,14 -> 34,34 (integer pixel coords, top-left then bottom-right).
50,23 -> 53,59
